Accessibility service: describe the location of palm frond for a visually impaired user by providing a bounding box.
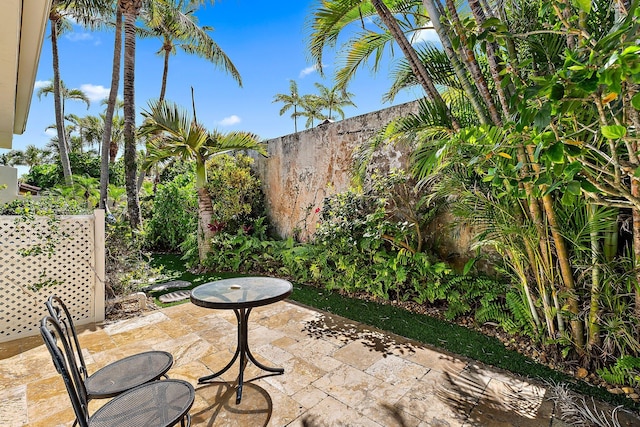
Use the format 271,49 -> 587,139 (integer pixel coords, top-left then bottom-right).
306,0 -> 379,72
334,30 -> 396,90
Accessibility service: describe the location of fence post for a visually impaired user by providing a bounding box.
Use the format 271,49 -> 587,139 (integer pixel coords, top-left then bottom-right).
94,209 -> 106,322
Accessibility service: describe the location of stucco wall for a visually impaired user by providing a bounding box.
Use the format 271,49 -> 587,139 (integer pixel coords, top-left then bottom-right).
0,166 -> 18,204
253,101 -> 419,240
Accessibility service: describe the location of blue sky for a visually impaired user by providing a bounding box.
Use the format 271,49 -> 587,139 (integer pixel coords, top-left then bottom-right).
8,0 -> 428,175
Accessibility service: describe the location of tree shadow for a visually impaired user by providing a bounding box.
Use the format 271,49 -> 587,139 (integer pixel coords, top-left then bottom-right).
300,403 -> 413,427
192,380 -> 273,427
302,312 -> 425,358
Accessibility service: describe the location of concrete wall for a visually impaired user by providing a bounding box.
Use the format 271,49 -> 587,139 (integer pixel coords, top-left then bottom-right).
0,166 -> 18,204
253,101 -> 419,240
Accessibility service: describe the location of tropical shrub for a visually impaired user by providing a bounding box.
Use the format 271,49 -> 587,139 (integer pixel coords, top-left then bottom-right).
205,153 -> 265,232
22,164 -> 60,189
202,217 -> 282,272
306,170 -> 450,296
145,172 -> 197,252
22,155 -> 124,190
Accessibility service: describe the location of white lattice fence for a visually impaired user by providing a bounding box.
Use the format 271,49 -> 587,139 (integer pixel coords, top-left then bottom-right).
0,210 -> 105,343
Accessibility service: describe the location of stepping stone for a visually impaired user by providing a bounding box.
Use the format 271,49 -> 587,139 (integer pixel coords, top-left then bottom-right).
158,290 -> 192,303
143,280 -> 192,292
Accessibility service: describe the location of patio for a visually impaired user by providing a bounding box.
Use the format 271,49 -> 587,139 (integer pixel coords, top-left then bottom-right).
0,299 -> 635,426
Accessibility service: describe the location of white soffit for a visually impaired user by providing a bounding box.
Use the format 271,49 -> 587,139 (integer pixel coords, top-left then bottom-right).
0,0 -> 52,149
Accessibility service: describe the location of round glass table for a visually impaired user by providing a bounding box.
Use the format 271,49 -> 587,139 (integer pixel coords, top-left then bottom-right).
190,277 -> 293,404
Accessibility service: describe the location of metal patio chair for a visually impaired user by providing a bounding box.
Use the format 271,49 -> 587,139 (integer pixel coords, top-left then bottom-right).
40,315 -> 194,427
46,294 -> 173,399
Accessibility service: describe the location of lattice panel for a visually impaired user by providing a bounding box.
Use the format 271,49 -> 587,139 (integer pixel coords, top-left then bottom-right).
0,214 -> 97,342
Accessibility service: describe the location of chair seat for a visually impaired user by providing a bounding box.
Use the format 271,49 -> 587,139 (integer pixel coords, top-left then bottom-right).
85,351 -> 173,399
89,379 -> 194,427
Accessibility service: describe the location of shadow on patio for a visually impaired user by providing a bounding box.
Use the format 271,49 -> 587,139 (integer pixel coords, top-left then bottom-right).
1,300 -> 636,426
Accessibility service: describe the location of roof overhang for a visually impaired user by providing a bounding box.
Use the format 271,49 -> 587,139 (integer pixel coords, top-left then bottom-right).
0,0 -> 52,149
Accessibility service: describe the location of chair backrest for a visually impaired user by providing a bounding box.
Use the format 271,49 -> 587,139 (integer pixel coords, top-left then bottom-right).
40,315 -> 91,427
46,295 -> 89,381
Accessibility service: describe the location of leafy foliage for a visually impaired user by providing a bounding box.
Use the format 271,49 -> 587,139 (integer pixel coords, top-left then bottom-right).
205,153 -> 265,231
144,172 -> 197,252
598,356 -> 640,388
0,195 -> 88,215
22,154 -> 124,190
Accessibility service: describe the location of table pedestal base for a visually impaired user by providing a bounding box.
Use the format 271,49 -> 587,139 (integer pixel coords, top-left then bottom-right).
198,308 -> 284,404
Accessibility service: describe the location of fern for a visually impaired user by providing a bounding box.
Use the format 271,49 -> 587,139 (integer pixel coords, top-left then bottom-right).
598,356 -> 640,387
504,290 -> 538,339
476,300 -> 518,334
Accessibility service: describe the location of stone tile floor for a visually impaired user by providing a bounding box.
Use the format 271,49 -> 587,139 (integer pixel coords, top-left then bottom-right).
1,300 -> 639,426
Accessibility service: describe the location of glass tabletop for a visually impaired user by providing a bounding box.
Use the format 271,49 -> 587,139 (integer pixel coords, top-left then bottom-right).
190,277 -> 293,309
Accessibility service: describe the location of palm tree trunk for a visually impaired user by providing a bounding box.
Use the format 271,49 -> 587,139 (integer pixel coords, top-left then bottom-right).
100,5 -> 123,210
497,1 -> 520,80
50,10 -> 73,186
159,41 -> 170,102
123,0 -> 142,229
197,187 -> 214,263
468,0 -> 512,118
444,0 -> 502,125
371,0 -> 460,131
422,0 -> 490,125
196,161 -> 213,263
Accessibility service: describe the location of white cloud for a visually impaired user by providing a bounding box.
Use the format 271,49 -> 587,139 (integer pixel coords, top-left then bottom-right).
65,32 -> 94,42
80,84 -> 110,102
34,80 -> 51,89
411,29 -> 440,45
299,64 -> 320,78
44,128 -> 57,137
217,115 -> 241,126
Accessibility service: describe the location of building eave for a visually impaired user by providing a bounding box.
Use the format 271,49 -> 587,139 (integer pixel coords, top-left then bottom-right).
0,0 -> 52,149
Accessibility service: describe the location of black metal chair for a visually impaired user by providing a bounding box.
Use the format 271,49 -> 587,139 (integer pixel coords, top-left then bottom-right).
46,295 -> 173,399
41,315 -> 195,427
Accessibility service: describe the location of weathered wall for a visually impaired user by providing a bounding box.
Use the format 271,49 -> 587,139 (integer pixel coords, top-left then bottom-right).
253,101 -> 418,240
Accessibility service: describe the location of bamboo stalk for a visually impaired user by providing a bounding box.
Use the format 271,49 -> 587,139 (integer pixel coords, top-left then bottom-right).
587,203 -> 602,348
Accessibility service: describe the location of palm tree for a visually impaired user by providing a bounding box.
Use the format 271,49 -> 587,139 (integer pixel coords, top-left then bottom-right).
47,0 -> 109,186
299,95 -> 326,129
143,0 -> 241,102
273,80 -> 303,133
313,82 -> 356,120
118,0 -> 220,227
37,81 -> 91,114
139,99 -> 267,263
37,79 -> 91,183
6,145 -> 51,172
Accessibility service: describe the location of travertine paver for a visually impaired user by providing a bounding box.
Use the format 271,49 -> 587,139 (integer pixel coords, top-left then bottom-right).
1,300 -> 639,426
333,339 -> 386,370
463,377 -> 551,427
0,385 -> 27,427
312,363 -> 384,408
289,395 -> 382,427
